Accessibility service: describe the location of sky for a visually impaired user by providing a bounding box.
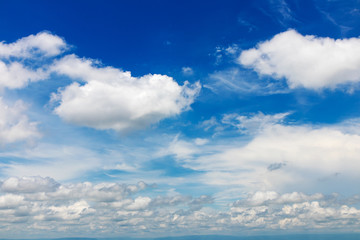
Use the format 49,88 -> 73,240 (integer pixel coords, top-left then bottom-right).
0,0 -> 360,238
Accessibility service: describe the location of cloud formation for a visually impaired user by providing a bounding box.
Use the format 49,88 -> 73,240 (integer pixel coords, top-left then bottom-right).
177,114 -> 360,193
0,99 -> 41,144
0,176 -> 358,237
239,30 -> 360,89
51,55 -> 201,131
0,31 -> 66,58
0,32 -> 66,90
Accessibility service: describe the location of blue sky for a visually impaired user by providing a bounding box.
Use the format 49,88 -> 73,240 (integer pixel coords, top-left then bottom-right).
1,0 -> 360,238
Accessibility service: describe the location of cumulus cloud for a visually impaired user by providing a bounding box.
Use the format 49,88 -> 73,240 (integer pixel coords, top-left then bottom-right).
0,98 -> 41,144
0,177 -> 218,237
0,32 -> 66,89
234,191 -> 324,206
0,61 -> 48,89
1,176 -> 59,193
51,55 -> 200,131
239,29 -> 360,90
0,177 -> 358,236
0,31 -> 66,58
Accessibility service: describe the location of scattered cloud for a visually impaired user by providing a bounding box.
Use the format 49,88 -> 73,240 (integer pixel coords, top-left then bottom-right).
0,32 -> 66,90
176,115 -> 360,194
0,176 -> 358,237
1,176 -> 59,193
205,68 -> 289,95
0,98 -> 41,144
239,29 -> 360,90
51,55 -> 201,131
0,61 -> 48,89
182,67 -> 194,76
221,112 -> 290,134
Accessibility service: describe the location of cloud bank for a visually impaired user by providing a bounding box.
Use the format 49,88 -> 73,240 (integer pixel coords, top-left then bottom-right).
0,176 -> 358,237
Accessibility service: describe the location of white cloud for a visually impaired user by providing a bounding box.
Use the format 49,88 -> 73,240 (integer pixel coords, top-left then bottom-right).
234,191 -> 324,206
51,55 -> 200,131
0,177 -> 358,236
1,176 -> 59,193
221,112 -> 290,134
194,138 -> 209,146
182,66 -> 194,75
206,68 -> 289,95
0,98 -> 41,144
239,29 -> 360,89
0,32 -> 66,58
0,194 -> 25,209
0,61 -> 48,89
181,118 -> 360,193
40,200 -> 95,221
0,32 -> 66,90
156,135 -> 199,160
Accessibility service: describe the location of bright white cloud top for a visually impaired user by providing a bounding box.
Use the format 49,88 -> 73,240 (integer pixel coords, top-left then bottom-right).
0,32 -> 66,58
51,55 -> 200,131
239,30 -> 360,89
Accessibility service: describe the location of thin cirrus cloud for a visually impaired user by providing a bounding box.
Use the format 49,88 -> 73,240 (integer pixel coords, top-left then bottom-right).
50,54 -> 201,131
238,29 -> 360,90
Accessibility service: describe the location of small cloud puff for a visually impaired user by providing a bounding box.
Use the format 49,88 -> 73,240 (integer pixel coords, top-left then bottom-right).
182,66 -> 194,76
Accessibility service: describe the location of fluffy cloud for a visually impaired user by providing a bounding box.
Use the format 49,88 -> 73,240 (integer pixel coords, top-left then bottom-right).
51,55 -> 200,131
0,32 -> 66,89
0,31 -> 66,58
233,191 -> 324,206
0,61 -> 48,89
0,176 -> 359,237
178,114 -> 360,193
1,176 -> 59,193
239,29 -> 360,89
0,177 -> 217,237
0,98 -> 41,144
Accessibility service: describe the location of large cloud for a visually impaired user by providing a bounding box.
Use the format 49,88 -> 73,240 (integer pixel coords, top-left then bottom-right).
177,113 -> 360,193
50,54 -> 200,131
238,30 -> 360,90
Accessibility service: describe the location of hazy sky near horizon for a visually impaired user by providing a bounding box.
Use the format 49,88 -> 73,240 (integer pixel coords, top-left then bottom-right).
1,0 -> 360,238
